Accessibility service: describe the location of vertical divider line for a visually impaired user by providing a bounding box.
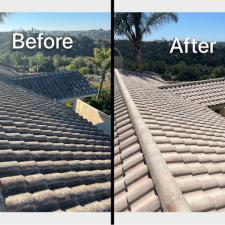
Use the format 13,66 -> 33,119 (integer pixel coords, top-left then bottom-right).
111,0 -> 115,224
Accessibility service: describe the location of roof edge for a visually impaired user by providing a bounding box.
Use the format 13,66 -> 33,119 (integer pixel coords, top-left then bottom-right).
10,70 -> 81,79
59,94 -> 96,103
115,69 -> 191,212
160,77 -> 225,89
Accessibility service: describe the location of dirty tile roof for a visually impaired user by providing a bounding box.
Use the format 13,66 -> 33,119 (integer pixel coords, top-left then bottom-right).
114,69 -> 225,212
0,67 -> 97,101
160,77 -> 225,107
0,69 -> 111,212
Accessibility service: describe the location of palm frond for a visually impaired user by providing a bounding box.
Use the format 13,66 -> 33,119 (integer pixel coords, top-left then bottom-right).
115,12 -> 178,43
0,12 -> 12,23
114,13 -> 137,42
114,12 -> 178,66
142,13 -> 178,36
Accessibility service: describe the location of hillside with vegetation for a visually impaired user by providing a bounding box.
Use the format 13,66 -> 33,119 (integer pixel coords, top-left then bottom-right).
114,13 -> 225,82
0,30 -> 110,72
0,29 -> 110,54
115,40 -> 225,82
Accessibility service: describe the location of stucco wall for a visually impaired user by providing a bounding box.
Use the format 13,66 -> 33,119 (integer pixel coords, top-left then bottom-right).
75,99 -> 111,136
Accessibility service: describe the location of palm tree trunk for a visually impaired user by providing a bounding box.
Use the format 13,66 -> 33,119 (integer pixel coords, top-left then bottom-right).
97,72 -> 105,100
37,62 -> 39,73
135,42 -> 142,68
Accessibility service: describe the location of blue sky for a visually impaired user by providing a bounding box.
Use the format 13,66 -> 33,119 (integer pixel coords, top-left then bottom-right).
117,13 -> 225,42
0,13 -> 110,31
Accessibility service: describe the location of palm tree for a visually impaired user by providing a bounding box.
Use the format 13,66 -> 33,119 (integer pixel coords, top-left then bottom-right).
93,48 -> 111,100
0,13 -> 11,23
114,13 -> 178,67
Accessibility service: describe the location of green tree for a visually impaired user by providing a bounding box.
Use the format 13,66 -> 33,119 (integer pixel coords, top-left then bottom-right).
72,56 -> 86,68
0,13 -> 11,23
65,64 -> 76,71
78,67 -> 88,75
93,48 -> 111,100
211,66 -> 225,79
52,55 -> 63,68
10,52 -> 29,70
0,53 -> 11,65
29,52 -> 45,72
114,13 -> 178,67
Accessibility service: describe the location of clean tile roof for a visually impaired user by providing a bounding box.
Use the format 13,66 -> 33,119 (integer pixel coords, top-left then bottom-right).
114,77 -> 162,212
0,67 -> 111,212
161,78 -> 225,107
114,69 -> 225,212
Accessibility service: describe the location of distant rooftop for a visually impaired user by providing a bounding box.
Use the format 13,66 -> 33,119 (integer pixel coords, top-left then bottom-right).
0,64 -> 97,101
160,77 -> 225,107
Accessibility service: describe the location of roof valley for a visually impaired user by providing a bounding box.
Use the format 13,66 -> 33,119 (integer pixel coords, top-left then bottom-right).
115,69 -> 191,212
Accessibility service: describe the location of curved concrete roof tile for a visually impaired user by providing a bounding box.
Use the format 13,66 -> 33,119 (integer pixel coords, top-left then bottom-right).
114,69 -> 225,212
0,68 -> 110,212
